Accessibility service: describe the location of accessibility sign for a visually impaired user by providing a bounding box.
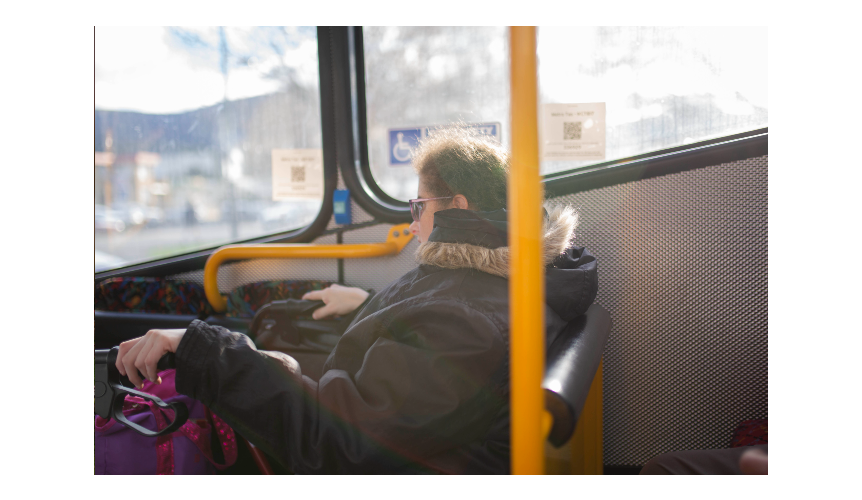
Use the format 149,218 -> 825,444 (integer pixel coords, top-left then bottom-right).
388,122 -> 502,166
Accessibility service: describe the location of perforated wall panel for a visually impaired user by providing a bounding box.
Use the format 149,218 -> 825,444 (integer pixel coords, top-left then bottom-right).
548,156 -> 768,466
168,155 -> 766,467
167,224 -> 417,294
168,233 -> 340,291
342,225 -> 420,292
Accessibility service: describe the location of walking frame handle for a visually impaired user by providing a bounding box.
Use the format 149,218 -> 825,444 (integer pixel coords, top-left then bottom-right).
94,348 -> 187,437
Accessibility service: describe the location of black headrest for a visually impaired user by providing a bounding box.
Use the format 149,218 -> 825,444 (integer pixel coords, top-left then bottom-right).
543,303 -> 612,447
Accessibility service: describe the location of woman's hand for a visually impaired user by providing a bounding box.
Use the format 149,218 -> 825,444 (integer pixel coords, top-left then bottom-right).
115,329 -> 186,389
302,284 -> 369,320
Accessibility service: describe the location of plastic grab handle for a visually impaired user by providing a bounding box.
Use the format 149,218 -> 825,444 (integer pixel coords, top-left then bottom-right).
94,348 -> 188,438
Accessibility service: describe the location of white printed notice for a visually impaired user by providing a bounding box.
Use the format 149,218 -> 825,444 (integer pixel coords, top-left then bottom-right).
541,103 -> 606,161
271,149 -> 324,201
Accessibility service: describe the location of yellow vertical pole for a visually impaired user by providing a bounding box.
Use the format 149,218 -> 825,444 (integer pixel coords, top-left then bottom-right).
509,26 -> 545,475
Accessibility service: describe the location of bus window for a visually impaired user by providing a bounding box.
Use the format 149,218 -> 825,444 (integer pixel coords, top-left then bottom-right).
537,26 -> 768,175
95,27 -> 323,272
360,27 -> 510,202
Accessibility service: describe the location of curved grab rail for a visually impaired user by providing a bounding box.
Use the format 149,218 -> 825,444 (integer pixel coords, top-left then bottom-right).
204,224 -> 414,313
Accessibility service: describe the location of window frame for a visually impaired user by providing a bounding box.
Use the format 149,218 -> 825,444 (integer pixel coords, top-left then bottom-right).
327,27 -> 412,223
350,26 -> 767,201
543,128 -> 768,197
95,27 -> 340,281
95,26 -> 768,282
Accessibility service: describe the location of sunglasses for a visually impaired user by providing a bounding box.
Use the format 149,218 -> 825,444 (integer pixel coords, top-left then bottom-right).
408,196 -> 454,222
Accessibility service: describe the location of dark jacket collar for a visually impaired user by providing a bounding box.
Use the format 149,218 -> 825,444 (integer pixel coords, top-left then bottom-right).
422,207 -> 597,322
428,208 -> 509,249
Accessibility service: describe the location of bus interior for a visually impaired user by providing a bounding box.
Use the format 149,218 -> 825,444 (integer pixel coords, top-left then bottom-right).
94,26 -> 768,475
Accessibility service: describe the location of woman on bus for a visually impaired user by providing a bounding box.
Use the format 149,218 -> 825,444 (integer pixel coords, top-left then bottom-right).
115,126 -> 598,474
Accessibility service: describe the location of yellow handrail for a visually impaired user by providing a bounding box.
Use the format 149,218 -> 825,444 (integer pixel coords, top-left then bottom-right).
203,224 -> 414,313
509,26 -> 545,475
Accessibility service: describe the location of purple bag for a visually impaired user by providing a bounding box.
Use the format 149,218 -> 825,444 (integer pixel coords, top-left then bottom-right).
94,369 -> 237,475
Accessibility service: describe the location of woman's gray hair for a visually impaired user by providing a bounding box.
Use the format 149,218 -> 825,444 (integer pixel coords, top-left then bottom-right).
411,124 -> 509,212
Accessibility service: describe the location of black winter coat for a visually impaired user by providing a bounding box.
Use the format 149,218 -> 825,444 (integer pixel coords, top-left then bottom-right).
174,207 -> 598,474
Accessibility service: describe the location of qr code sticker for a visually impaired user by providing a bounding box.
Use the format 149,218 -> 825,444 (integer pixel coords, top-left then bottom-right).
564,121 -> 582,140
291,166 -> 306,183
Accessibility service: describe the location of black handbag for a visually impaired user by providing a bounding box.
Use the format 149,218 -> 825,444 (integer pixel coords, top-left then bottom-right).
248,299 -> 350,382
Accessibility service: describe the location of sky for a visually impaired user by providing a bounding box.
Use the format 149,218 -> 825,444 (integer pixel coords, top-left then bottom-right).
96,26 -> 767,118
537,26 -> 768,118
95,26 -> 320,114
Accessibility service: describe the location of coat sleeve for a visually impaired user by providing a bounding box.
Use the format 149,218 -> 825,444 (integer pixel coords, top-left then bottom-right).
174,299 -> 507,474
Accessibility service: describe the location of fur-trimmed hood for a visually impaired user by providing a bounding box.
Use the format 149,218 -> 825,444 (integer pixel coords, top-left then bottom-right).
416,205 -> 579,278
416,205 -> 597,321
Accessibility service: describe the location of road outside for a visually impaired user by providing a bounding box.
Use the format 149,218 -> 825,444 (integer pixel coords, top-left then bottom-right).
95,220 -> 297,270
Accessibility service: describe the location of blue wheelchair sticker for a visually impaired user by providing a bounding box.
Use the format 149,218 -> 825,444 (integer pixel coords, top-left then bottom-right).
388,123 -> 501,166
388,128 -> 423,166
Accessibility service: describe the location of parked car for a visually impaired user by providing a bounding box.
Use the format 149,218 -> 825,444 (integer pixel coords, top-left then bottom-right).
95,249 -> 126,272
114,203 -> 166,227
95,204 -> 125,232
